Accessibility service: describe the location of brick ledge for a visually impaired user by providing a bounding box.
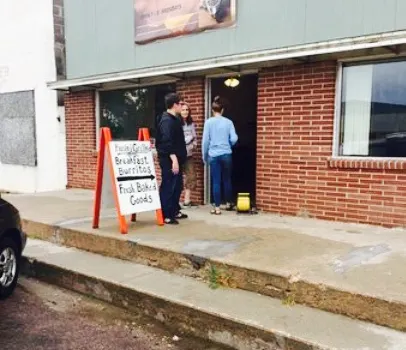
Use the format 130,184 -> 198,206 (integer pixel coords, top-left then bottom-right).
328,157 -> 406,170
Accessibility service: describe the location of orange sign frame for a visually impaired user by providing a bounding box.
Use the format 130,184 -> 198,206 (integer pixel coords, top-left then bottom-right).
92,127 -> 164,234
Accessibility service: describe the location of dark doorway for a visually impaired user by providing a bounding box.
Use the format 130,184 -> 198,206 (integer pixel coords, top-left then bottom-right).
209,74 -> 258,205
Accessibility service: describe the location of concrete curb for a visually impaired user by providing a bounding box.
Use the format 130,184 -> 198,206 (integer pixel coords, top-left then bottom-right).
23,218 -> 406,332
21,256 -> 320,350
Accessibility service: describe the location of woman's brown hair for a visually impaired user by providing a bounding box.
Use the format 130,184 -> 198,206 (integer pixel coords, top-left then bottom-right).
212,96 -> 224,113
181,102 -> 193,125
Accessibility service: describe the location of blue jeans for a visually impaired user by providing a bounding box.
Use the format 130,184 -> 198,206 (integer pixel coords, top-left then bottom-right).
159,159 -> 183,219
210,154 -> 233,207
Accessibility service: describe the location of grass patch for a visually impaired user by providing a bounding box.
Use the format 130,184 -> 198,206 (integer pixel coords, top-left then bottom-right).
207,264 -> 236,290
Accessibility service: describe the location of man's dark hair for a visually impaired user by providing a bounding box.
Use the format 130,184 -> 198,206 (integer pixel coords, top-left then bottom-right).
165,92 -> 181,109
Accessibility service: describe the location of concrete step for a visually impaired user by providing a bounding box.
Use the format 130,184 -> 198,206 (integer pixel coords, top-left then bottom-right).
24,219 -> 406,333
22,239 -> 406,350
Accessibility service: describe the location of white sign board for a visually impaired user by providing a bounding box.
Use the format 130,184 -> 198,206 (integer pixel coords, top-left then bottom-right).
109,141 -> 161,215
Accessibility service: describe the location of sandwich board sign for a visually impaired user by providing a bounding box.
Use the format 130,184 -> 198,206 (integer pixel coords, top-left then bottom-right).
93,127 -> 163,234
109,141 -> 160,215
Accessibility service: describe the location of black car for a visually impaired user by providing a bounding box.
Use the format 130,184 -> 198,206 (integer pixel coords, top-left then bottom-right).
0,195 -> 27,299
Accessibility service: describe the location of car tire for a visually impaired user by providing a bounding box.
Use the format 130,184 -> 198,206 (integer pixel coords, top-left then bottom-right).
0,238 -> 20,300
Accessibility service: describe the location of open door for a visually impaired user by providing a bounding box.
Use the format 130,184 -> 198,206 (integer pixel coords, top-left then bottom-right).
208,74 -> 258,205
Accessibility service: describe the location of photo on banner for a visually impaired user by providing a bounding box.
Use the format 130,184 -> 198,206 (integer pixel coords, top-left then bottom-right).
134,0 -> 236,44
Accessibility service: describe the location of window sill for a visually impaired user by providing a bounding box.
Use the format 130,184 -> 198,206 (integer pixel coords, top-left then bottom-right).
328,157 -> 406,170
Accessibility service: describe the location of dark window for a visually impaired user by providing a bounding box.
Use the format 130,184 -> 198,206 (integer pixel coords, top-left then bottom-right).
339,60 -> 406,157
99,84 -> 176,140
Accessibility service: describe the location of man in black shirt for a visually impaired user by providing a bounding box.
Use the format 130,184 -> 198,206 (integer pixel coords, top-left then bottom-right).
155,93 -> 188,225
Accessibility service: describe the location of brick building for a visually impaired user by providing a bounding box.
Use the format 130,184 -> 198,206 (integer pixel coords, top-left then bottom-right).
50,0 -> 406,227
0,0 -> 67,193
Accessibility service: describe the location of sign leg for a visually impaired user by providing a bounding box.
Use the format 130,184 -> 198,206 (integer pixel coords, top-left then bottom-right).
156,209 -> 164,226
119,215 -> 128,234
92,129 -> 106,229
103,128 -> 129,235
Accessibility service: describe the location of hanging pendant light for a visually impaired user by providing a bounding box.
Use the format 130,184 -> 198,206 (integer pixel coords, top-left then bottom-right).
224,77 -> 240,88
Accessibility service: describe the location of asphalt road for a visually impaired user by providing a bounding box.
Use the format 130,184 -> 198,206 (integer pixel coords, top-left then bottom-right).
0,278 -> 227,350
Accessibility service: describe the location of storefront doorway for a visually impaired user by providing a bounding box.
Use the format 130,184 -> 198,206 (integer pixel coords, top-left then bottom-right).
207,74 -> 258,206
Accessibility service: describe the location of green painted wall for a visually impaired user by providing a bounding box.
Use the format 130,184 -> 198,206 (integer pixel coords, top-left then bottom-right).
64,0 -> 406,79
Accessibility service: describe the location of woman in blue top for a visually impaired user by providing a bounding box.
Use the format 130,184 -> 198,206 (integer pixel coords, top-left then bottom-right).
202,96 -> 238,215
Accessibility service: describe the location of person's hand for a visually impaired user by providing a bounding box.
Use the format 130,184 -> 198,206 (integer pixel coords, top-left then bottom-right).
172,158 -> 179,174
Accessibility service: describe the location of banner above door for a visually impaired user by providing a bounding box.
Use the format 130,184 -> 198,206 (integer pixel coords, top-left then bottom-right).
134,0 -> 237,44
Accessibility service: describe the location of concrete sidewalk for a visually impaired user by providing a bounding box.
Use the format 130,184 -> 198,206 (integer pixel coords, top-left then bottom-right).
22,239 -> 406,350
6,189 -> 406,331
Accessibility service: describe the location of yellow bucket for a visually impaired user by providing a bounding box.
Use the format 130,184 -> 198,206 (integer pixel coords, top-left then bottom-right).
236,193 -> 251,213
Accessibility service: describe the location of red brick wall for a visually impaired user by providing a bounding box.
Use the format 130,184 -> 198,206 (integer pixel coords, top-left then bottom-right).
65,91 -> 97,189
177,78 -> 205,204
256,61 -> 406,227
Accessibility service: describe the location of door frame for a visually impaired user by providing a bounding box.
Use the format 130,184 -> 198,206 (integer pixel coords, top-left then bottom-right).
203,77 -> 211,204
203,71 -> 258,205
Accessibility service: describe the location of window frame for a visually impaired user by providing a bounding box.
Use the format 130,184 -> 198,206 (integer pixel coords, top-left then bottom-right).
94,80 -> 178,150
333,56 -> 406,160
95,90 -> 101,150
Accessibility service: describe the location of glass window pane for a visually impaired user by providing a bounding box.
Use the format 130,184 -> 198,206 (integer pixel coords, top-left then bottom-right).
370,61 -> 406,157
340,65 -> 373,156
339,60 -> 406,157
99,84 -> 176,140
